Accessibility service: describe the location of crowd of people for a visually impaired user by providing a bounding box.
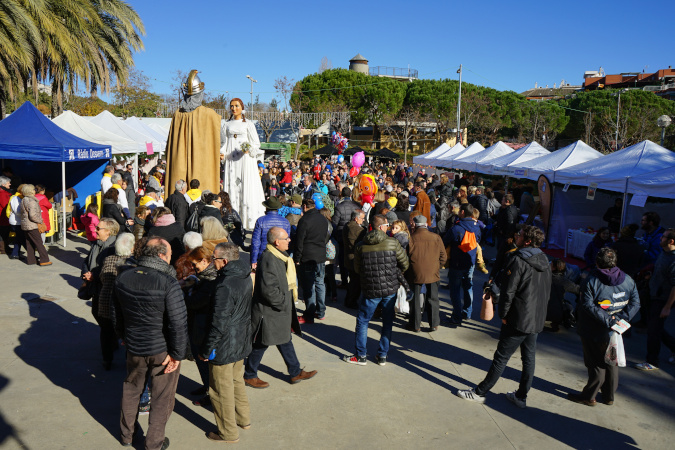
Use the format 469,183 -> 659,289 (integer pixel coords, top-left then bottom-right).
2,147 -> 674,449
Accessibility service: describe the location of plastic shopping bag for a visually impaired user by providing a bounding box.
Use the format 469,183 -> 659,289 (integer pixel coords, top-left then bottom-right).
395,285 -> 409,314
480,293 -> 494,321
604,331 -> 626,367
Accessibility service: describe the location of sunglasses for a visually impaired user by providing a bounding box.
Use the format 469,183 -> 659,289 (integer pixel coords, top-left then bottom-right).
95,226 -> 107,231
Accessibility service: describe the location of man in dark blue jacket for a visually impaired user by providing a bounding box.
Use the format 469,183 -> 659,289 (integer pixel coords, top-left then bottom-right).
457,225 -> 552,409
250,197 -> 290,269
200,243 -> 253,443
113,237 -> 188,450
444,204 -> 481,325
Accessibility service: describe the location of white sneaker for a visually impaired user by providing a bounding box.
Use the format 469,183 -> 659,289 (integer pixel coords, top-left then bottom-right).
506,391 -> 526,409
456,389 -> 485,404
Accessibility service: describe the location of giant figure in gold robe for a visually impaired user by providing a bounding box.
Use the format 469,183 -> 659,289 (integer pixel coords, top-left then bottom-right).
165,70 -> 221,198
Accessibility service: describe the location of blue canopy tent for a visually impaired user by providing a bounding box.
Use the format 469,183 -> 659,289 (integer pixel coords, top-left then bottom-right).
0,102 -> 111,247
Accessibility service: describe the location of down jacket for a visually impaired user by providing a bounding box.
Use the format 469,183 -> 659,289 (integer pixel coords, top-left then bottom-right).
294,207 -> 329,264
332,199 -> 361,236
250,211 -> 291,264
112,256 -> 188,360
499,247 -> 552,334
354,229 -> 409,299
19,195 -> 44,231
201,259 -> 253,365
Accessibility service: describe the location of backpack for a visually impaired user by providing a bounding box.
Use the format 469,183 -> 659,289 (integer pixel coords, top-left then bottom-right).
186,209 -> 200,233
459,229 -> 477,253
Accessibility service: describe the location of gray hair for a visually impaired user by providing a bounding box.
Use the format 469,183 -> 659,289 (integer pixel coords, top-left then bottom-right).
0,176 -> 10,186
20,184 -> 35,197
111,173 -> 122,184
200,190 -> 213,202
267,226 -> 287,244
141,237 -> 169,258
351,209 -> 365,220
183,231 -> 203,250
449,200 -> 460,210
175,179 -> 187,191
98,217 -> 120,236
214,242 -> 240,261
114,233 -> 135,257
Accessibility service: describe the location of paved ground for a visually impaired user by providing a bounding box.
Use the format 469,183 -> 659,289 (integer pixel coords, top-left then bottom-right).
0,233 -> 674,449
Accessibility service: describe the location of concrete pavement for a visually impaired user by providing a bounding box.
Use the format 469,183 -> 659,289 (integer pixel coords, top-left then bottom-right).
0,233 -> 674,449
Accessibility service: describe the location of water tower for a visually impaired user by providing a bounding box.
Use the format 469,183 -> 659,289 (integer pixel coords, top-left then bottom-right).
349,53 -> 369,75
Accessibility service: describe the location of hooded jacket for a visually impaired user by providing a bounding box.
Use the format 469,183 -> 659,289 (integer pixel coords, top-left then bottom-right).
499,247 -> 552,334
201,259 -> 253,365
354,229 -> 409,298
577,267 -> 640,341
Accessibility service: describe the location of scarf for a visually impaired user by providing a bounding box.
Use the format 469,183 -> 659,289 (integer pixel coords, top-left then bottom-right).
266,244 -> 298,303
137,255 -> 177,278
112,183 -> 122,190
138,195 -> 155,207
154,213 -> 176,227
186,189 -> 202,201
103,173 -> 111,178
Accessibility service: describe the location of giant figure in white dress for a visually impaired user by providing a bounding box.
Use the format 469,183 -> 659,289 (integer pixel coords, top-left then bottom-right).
220,98 -> 266,230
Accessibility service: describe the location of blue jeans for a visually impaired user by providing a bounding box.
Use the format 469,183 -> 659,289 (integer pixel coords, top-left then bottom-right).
448,266 -> 475,322
475,326 -> 538,399
355,293 -> 397,358
244,339 -> 301,379
299,262 -> 326,320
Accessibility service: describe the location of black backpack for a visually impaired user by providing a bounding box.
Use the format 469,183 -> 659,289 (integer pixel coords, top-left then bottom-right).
185,202 -> 204,232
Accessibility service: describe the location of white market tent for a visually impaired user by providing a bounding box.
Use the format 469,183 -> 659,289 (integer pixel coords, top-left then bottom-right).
452,141 -> 513,172
436,142 -> 484,169
89,110 -> 162,155
147,123 -> 169,141
509,140 -> 603,181
554,140 -> 675,192
125,117 -> 166,151
52,110 -> 139,154
426,143 -> 465,167
482,141 -> 550,175
412,143 -> 450,165
626,166 -> 675,199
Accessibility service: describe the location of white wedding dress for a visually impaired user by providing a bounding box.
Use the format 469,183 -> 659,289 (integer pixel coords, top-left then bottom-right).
220,119 -> 266,230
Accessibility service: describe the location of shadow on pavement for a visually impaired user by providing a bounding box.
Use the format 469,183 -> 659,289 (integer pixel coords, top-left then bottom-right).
0,374 -> 30,449
487,399 -> 638,448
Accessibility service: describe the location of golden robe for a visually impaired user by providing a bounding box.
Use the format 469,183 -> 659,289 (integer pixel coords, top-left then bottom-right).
165,106 -> 221,198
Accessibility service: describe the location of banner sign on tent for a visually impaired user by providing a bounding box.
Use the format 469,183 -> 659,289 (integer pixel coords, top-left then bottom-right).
586,183 -> 598,200
630,194 -> 648,207
513,168 -> 528,177
146,142 -> 154,155
562,183 -> 570,192
66,147 -> 111,161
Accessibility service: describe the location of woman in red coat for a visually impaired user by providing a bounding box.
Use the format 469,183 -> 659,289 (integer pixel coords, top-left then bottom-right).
35,184 -> 53,236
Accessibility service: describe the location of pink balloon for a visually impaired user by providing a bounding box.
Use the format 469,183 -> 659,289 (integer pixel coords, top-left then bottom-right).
352,151 -> 365,168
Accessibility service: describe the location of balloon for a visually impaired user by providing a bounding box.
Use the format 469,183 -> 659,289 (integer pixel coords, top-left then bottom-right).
338,155 -> 344,163
349,167 -> 360,177
312,193 -> 325,210
352,151 -> 365,168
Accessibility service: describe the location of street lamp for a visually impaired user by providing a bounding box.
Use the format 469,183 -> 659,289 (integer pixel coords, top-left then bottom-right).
246,75 -> 257,111
657,114 -> 672,147
613,88 -> 629,151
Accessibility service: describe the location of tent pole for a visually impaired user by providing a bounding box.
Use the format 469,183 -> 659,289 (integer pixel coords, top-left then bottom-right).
62,161 -> 66,248
619,177 -> 629,230
133,153 -> 139,190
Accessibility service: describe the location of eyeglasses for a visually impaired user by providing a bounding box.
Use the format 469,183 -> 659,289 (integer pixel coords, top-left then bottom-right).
95,226 -> 107,231
213,257 -> 226,261
279,237 -> 291,241
213,199 -> 222,203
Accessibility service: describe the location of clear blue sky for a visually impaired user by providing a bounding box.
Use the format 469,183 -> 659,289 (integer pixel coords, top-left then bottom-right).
123,0 -> 673,104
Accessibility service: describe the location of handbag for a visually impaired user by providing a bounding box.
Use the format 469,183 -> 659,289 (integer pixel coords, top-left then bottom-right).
604,331 -> 626,367
37,222 -> 47,233
77,281 -> 94,300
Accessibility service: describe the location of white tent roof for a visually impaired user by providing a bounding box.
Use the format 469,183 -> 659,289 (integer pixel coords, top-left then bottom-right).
483,141 -> 550,175
426,143 -> 465,167
627,166 -> 675,199
125,117 -> 167,147
555,140 -> 675,192
436,142 -> 484,169
89,111 -> 162,154
509,140 -> 603,181
453,141 -> 513,172
52,110 -> 140,154
412,143 -> 450,164
147,123 -> 169,140
138,117 -> 173,130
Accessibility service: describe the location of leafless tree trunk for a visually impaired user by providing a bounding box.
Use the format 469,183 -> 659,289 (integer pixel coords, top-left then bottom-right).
319,57 -> 333,73
274,76 -> 295,112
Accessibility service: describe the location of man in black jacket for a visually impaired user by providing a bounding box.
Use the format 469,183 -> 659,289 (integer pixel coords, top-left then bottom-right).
295,198 -> 329,324
344,215 -> 409,366
113,237 -> 188,450
457,225 -> 552,409
332,187 -> 360,287
164,179 -> 189,229
200,243 -> 253,443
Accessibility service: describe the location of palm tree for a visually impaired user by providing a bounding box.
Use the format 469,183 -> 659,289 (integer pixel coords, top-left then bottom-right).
0,0 -> 43,118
